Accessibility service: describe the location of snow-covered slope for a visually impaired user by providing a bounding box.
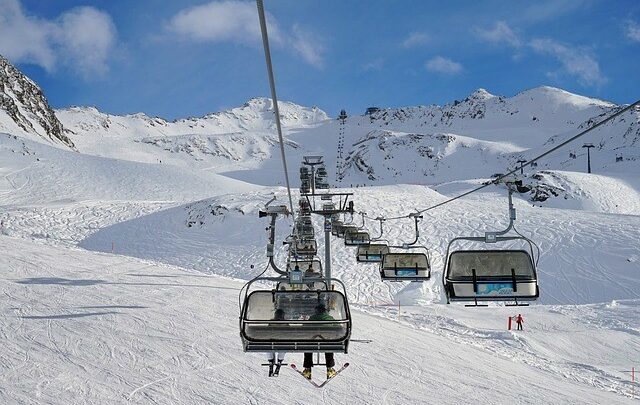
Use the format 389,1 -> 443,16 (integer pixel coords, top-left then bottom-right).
79,184 -> 640,307
0,133 -> 259,206
1,220 -> 638,404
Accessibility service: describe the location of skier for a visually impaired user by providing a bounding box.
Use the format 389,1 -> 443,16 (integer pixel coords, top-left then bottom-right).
267,308 -> 286,376
302,303 -> 336,380
515,313 -> 524,331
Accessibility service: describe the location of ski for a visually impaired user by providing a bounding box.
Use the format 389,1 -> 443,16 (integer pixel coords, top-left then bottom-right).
262,361 -> 287,377
290,364 -> 321,388
290,363 -> 349,388
317,363 -> 349,388
273,360 -> 283,377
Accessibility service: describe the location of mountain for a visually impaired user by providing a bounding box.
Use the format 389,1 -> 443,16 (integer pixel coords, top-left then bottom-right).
55,98 -> 327,169
334,87 -> 639,189
0,55 -> 74,149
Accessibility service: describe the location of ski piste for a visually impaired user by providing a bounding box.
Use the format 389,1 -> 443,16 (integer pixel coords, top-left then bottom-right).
290,363 -> 350,388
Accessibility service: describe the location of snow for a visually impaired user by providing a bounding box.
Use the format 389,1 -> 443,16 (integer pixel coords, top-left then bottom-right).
1,236 -> 637,404
0,83 -> 639,403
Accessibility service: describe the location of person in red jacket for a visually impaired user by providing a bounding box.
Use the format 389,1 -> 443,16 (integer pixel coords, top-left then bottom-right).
515,314 -> 524,330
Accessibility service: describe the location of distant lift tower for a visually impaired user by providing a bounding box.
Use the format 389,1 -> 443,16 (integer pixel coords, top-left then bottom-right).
582,143 -> 595,173
336,109 -> 347,183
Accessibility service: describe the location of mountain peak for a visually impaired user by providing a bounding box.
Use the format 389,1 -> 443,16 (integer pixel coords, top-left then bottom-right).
0,55 -> 74,149
515,86 -> 614,108
468,88 -> 495,100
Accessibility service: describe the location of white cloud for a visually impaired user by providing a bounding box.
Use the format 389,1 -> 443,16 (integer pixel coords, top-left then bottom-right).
168,0 -> 283,45
425,56 -> 463,75
291,24 -> 324,68
530,38 -> 606,87
168,1 -> 324,68
0,0 -> 116,78
626,20 -> 640,42
475,21 -> 521,48
402,32 -> 429,48
521,0 -> 591,23
56,7 -> 116,77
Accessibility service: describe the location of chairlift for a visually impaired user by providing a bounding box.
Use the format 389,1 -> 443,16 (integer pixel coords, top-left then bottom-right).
442,185 -> 539,306
380,252 -> 431,281
292,239 -> 317,257
287,258 -> 323,275
297,225 -> 314,238
240,277 -> 352,353
344,230 -> 370,246
378,214 -> 431,281
337,225 -> 358,238
356,244 -> 389,263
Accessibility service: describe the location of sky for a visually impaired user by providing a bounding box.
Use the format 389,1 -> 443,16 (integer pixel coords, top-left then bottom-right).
1,0 -> 639,120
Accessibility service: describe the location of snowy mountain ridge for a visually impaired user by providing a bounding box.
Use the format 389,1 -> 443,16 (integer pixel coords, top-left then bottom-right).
0,55 -> 74,149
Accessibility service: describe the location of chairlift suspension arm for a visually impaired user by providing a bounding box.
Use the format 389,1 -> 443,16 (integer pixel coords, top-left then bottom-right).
372,217 -> 385,241
485,186 -> 515,241
266,213 -> 287,275
406,214 -> 422,246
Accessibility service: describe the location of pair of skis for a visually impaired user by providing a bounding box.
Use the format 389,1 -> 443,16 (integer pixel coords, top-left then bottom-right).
290,363 -> 349,388
263,360 -> 285,377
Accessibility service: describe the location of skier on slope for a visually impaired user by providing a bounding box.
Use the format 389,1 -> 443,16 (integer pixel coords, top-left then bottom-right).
515,313 -> 524,331
267,308 -> 286,376
302,303 -> 337,380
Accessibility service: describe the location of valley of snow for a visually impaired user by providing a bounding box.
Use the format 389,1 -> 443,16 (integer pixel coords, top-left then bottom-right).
0,76 -> 639,403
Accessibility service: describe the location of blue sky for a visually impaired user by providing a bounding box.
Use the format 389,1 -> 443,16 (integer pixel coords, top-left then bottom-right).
2,0 -> 640,119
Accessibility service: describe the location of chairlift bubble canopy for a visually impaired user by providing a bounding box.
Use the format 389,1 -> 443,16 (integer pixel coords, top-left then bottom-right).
240,278 -> 352,353
337,225 -> 358,238
344,230 -> 370,246
380,252 -> 431,281
443,236 -> 539,303
293,239 -> 317,257
356,244 -> 390,263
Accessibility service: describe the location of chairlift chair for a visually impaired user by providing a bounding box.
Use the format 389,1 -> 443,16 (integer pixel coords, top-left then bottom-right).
380,252 -> 431,282
240,277 -> 352,353
442,185 -> 540,306
356,244 -> 389,263
344,230 -> 370,246
293,239 -> 317,257
337,225 -> 358,238
331,222 -> 344,236
442,236 -> 539,306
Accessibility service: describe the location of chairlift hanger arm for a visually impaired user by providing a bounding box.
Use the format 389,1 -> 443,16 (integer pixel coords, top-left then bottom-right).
371,217 -> 385,241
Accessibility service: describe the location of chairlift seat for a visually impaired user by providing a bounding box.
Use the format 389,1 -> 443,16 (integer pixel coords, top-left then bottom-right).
240,290 -> 351,353
356,244 -> 389,263
380,252 -> 431,281
287,259 -> 323,275
344,231 -> 370,246
293,240 -> 317,257
444,250 -> 538,302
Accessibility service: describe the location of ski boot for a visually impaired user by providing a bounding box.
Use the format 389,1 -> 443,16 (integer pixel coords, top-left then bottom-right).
273,359 -> 283,376
302,368 -> 312,380
267,359 -> 275,377
326,367 -> 337,379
